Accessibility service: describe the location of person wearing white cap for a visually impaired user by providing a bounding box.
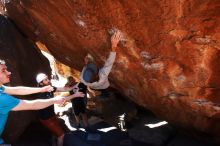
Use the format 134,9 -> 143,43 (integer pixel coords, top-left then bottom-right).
0,60 -> 84,146
36,73 -> 48,84
35,73 -> 77,146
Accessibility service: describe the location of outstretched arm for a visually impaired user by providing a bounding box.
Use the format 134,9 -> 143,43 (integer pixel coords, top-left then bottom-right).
12,91 -> 84,111
56,81 -> 80,92
100,30 -> 122,76
64,91 -> 85,102
12,98 -> 57,111
56,86 -> 74,92
3,85 -> 54,95
111,30 -> 122,52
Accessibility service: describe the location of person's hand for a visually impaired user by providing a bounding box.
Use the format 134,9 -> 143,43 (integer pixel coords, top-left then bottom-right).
41,85 -> 54,92
73,91 -> 85,98
71,84 -> 79,93
88,87 -> 96,97
53,96 -> 66,105
72,86 -> 79,93
64,91 -> 85,102
111,30 -> 122,51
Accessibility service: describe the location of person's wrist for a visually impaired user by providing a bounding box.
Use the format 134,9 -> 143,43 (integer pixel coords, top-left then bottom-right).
112,44 -> 116,48
52,97 -> 57,104
112,47 -> 116,51
72,93 -> 76,98
40,87 -> 45,92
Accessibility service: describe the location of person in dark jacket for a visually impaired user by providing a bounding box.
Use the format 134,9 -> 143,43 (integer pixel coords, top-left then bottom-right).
65,76 -> 89,129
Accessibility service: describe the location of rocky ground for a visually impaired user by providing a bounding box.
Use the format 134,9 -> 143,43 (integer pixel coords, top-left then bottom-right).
12,91 -> 219,146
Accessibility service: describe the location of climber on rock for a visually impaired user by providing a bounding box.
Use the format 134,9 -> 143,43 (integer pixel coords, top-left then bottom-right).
80,30 -> 122,98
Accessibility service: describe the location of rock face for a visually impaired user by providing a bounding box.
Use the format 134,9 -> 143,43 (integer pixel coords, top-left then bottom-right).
3,0 -> 220,139
0,15 -> 51,142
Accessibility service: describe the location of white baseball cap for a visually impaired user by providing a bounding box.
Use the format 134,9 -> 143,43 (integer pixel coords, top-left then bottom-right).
36,73 -> 48,83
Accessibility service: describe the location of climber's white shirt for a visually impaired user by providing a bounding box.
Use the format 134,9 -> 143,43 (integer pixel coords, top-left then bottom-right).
80,52 -> 116,89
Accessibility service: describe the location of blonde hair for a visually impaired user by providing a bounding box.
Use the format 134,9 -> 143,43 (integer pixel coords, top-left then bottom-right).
86,53 -> 94,63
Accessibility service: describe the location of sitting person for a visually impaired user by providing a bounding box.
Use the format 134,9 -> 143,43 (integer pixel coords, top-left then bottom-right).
80,30 -> 122,97
0,60 -> 84,146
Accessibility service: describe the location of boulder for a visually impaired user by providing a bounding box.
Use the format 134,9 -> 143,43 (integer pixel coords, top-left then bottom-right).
2,0 -> 220,139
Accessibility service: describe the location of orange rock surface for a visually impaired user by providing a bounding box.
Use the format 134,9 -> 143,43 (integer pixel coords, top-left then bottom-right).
3,0 -> 220,137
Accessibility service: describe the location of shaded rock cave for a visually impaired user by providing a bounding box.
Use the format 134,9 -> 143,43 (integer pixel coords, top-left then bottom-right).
0,0 -> 220,145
